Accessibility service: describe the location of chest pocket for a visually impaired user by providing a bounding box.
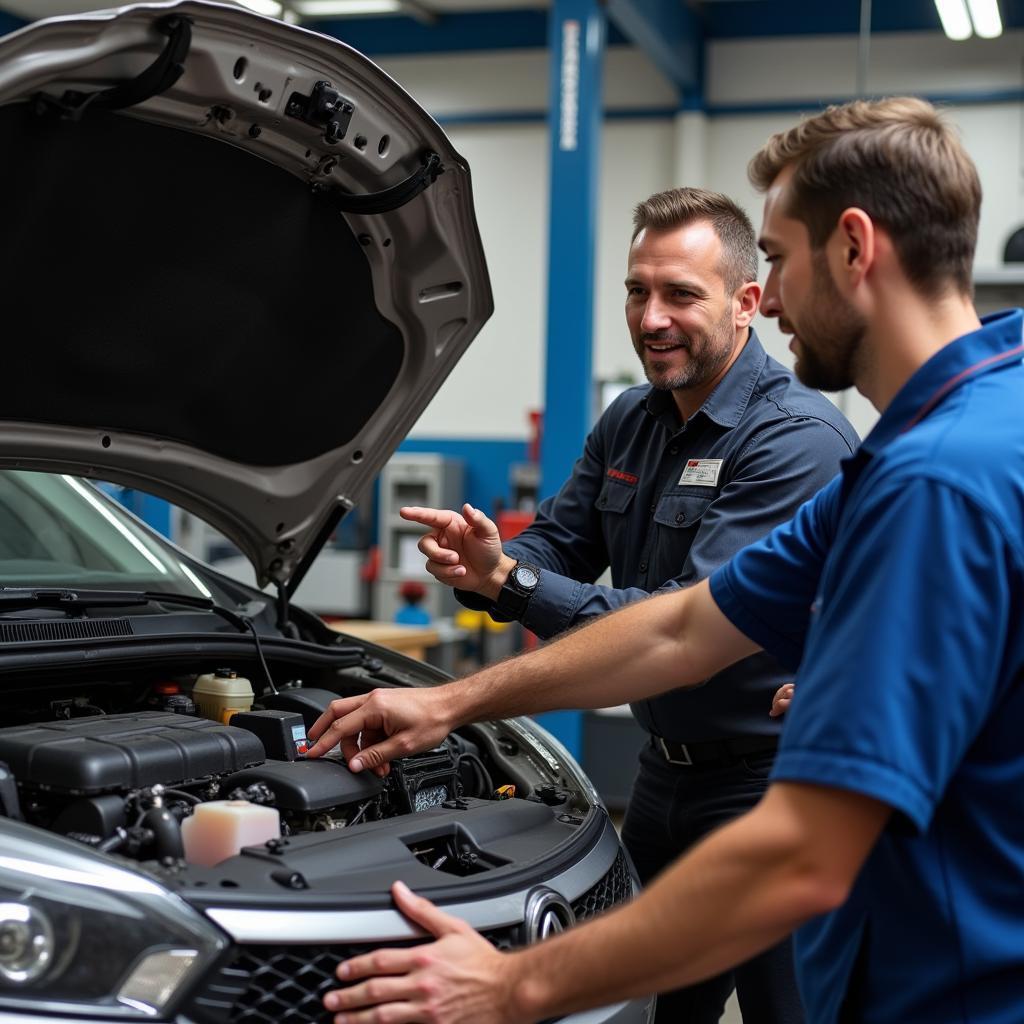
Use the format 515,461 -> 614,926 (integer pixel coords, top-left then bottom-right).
596,478 -> 638,515
653,493 -> 715,529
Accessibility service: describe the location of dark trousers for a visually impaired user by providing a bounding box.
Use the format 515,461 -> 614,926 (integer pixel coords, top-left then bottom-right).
620,741 -> 805,1024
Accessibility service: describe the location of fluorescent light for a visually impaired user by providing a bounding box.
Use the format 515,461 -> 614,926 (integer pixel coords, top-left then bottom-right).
178,562 -> 213,599
62,475 -> 169,576
292,0 -> 402,15
967,0 -> 1003,37
235,0 -> 284,16
935,0 -> 973,39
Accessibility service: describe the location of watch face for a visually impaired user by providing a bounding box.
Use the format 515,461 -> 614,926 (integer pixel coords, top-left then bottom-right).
513,565 -> 540,589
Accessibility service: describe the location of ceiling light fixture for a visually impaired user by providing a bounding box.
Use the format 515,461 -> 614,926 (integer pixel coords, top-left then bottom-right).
291,0 -> 403,15
934,0 -> 973,39
966,0 -> 1003,37
234,0 -> 285,16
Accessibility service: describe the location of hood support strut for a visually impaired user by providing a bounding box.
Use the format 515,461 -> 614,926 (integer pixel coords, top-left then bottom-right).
275,581 -> 296,639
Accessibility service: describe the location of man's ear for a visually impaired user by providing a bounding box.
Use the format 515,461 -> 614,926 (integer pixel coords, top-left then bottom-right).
834,207 -> 875,288
734,280 -> 762,328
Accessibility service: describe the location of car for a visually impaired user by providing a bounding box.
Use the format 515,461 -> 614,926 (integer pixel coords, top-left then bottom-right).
0,4 -> 654,1023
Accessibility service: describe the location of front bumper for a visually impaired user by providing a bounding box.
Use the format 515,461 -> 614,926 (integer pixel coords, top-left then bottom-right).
2,818 -> 655,1023
0,999 -> 655,1024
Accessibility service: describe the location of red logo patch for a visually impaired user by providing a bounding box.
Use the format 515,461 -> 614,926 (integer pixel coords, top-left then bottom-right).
607,467 -> 638,486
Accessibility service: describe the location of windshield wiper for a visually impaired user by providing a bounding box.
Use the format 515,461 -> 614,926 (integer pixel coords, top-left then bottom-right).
0,588 -> 239,624
0,588 -> 280,692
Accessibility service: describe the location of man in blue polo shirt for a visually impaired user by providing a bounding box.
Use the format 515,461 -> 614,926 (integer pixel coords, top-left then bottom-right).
310,96 -> 1024,1024
399,186 -> 855,1023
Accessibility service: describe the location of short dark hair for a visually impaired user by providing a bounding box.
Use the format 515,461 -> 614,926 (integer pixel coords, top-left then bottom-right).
631,187 -> 759,293
748,97 -> 981,297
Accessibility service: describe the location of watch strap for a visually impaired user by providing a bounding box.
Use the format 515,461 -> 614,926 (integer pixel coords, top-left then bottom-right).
492,561 -> 540,622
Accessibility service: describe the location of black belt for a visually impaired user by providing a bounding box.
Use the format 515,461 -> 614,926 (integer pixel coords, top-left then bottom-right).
650,734 -> 779,767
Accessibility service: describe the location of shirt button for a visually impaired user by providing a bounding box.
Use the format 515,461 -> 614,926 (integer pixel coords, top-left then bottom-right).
669,446 -> 679,456
675,513 -> 685,523
649,503 -> 657,513
639,562 -> 648,572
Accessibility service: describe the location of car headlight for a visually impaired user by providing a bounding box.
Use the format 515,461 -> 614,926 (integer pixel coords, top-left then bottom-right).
0,820 -> 226,1018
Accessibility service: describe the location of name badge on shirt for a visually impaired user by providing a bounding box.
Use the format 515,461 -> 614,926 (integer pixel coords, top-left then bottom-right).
678,459 -> 723,487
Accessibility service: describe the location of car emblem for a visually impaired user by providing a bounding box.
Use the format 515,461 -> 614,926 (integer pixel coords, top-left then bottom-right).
523,887 -> 576,944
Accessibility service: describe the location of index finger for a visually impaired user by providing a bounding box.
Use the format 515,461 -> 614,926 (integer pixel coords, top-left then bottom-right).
399,506 -> 456,529
306,697 -> 370,756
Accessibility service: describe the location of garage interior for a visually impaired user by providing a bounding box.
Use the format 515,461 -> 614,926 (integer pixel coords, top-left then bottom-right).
1,2 -> 1022,1022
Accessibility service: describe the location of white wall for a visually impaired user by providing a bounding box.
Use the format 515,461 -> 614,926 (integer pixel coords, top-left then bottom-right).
376,30 -> 1024,443
377,47 -> 680,439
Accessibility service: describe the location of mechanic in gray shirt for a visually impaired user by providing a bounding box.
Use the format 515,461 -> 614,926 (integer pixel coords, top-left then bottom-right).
401,187 -> 857,1024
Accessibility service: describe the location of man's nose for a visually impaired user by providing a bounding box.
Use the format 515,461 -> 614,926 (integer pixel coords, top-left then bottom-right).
760,272 -> 782,319
640,299 -> 671,332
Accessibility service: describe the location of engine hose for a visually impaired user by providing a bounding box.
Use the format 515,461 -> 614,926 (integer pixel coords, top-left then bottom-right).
140,806 -> 184,860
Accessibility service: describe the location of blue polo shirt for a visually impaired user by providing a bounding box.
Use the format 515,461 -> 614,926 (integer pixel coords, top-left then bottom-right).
710,310 -> 1024,1024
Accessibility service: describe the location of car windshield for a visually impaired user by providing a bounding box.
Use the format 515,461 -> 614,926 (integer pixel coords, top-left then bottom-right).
0,470 -> 214,598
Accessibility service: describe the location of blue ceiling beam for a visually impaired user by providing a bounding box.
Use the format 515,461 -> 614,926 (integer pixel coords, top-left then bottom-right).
314,9 -> 628,57
0,12 -> 25,35
696,0 -> 1024,38
606,0 -> 702,97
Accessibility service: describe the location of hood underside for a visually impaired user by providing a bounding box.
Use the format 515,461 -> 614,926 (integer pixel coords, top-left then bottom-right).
0,1 -> 493,590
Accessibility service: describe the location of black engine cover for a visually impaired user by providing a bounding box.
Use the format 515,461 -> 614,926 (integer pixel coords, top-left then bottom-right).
0,711 -> 265,794
222,758 -> 384,812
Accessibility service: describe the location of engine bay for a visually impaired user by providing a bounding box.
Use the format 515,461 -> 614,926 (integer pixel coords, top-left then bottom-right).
0,663 -> 586,881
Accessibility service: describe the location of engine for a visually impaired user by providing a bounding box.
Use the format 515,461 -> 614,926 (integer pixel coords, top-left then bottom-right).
0,704 -> 480,865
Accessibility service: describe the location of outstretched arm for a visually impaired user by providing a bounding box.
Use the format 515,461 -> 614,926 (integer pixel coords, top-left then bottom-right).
322,782 -> 890,1024
306,578 -> 758,768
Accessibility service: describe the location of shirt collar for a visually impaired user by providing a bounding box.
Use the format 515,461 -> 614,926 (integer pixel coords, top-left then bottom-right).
641,328 -> 768,429
859,308 -> 1024,455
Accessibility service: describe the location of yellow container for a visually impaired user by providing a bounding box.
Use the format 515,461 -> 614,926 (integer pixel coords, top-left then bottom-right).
193,668 -> 254,724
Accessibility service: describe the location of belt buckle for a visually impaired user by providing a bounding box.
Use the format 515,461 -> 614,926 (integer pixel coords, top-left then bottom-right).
657,736 -> 693,766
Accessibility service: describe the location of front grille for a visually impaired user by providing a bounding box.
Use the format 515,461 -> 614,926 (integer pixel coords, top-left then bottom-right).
210,852 -> 632,1024
572,850 -> 632,922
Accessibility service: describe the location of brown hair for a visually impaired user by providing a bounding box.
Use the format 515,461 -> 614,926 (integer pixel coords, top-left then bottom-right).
632,187 -> 759,293
748,97 -> 980,296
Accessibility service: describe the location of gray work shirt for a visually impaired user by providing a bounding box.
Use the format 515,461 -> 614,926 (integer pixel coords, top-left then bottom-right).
461,329 -> 858,742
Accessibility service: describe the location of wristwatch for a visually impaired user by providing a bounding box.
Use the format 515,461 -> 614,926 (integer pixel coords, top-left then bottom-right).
492,561 -> 541,622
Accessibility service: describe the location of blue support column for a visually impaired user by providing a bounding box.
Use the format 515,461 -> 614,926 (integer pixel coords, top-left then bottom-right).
533,0 -> 606,760
106,487 -> 172,539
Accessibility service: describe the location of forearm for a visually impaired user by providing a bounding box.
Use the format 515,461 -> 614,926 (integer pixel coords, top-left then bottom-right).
443,579 -> 755,725
508,790 -> 845,1020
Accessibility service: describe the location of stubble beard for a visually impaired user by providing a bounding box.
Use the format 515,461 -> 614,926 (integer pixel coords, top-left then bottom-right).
637,305 -> 736,394
790,251 -> 867,392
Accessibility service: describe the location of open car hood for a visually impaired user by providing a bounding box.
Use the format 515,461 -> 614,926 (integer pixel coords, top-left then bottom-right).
0,1 -> 492,591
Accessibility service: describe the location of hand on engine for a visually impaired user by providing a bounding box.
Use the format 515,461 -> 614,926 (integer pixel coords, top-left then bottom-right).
305,688 -> 454,774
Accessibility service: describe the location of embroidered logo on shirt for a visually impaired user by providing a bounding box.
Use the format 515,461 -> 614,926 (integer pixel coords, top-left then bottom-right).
607,467 -> 639,486
678,459 -> 723,487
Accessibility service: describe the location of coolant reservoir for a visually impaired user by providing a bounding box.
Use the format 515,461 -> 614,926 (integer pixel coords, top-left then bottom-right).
193,668 -> 254,724
181,800 -> 280,866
